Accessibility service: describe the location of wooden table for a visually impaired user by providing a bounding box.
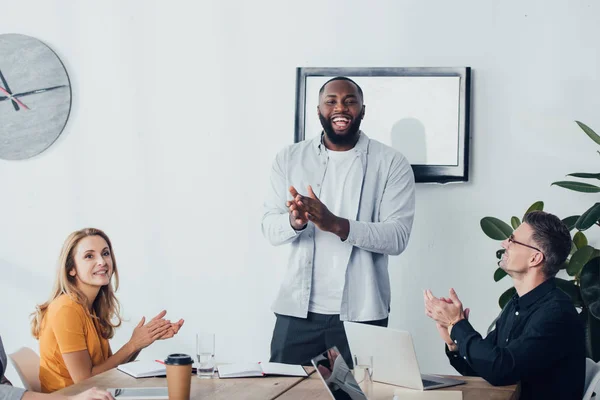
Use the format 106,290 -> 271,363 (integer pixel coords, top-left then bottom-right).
277,372 -> 519,400
56,368 -> 518,399
56,368 -> 312,400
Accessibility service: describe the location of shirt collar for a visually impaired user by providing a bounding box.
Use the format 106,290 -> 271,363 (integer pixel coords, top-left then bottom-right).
515,277 -> 556,310
312,131 -> 369,155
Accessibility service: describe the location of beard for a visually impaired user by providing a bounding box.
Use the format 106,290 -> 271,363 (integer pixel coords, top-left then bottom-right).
319,114 -> 362,146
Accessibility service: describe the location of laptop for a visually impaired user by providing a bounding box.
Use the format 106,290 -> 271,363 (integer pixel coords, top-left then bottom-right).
311,346 -> 368,400
344,322 -> 465,391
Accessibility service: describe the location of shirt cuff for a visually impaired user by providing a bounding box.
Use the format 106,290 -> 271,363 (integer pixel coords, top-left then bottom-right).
344,219 -> 359,244
449,319 -> 478,359
444,343 -> 461,360
278,213 -> 304,239
0,386 -> 26,400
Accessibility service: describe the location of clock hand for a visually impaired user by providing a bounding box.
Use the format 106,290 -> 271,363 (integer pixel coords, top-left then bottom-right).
12,85 -> 68,98
0,69 -> 19,111
0,86 -> 30,110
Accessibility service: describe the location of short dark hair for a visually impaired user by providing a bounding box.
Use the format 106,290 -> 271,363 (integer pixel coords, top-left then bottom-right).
318,77 -> 363,101
523,210 -> 571,278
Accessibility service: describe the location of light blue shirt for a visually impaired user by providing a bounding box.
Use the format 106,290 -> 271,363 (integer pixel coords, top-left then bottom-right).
262,132 -> 416,321
0,336 -> 26,400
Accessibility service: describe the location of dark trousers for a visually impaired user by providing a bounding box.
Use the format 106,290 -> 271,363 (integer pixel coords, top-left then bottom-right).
269,312 -> 388,368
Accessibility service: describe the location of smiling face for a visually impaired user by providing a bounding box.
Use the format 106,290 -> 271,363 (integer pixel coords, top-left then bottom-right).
499,223 -> 544,277
69,235 -> 114,291
317,79 -> 365,147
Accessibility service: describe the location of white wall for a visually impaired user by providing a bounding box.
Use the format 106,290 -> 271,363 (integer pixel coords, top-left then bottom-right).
2,0 -> 600,385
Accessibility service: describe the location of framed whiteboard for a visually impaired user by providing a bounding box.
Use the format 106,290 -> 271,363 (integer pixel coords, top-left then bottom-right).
294,67 -> 471,183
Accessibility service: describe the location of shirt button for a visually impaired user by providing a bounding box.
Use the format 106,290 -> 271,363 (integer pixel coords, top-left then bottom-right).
515,311 -> 519,316
308,261 -> 312,265
316,184 -> 320,187
463,356 -> 467,360
308,233 -> 312,238
506,338 -> 509,342
454,340 -> 457,344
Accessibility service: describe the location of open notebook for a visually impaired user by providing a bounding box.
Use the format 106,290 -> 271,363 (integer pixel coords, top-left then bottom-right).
218,362 -> 307,378
117,361 -> 166,378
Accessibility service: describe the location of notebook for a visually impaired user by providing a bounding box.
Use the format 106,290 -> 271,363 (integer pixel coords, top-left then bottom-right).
117,361 -> 167,378
217,362 -> 308,378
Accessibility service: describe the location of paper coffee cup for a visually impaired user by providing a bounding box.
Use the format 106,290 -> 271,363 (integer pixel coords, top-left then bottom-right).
165,353 -> 194,400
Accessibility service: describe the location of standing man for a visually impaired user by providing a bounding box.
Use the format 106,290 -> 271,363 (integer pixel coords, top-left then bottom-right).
424,211 -> 585,400
262,77 -> 416,366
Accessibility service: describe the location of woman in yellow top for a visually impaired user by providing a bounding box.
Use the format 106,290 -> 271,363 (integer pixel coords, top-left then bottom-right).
31,228 -> 184,393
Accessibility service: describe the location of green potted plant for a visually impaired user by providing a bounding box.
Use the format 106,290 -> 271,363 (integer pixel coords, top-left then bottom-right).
480,121 -> 600,361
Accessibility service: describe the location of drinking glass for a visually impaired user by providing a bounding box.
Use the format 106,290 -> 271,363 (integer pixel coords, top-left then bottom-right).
353,354 -> 373,385
196,333 -> 215,378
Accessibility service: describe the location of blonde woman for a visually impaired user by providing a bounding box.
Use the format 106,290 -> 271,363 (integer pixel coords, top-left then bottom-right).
31,228 -> 184,393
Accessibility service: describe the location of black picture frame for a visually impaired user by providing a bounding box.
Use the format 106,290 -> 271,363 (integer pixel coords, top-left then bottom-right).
294,67 -> 471,183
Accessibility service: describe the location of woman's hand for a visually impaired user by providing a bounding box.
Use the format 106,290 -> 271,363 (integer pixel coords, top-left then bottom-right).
150,310 -> 184,340
128,315 -> 172,351
159,319 -> 185,340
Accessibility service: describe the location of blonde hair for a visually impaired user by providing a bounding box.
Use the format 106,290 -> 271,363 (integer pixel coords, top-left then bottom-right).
31,228 -> 122,340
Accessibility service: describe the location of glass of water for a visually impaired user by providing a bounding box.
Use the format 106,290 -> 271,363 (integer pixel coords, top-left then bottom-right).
353,354 -> 373,385
196,332 -> 215,378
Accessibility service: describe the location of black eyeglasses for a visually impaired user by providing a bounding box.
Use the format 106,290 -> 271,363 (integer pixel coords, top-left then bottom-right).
508,234 -> 544,257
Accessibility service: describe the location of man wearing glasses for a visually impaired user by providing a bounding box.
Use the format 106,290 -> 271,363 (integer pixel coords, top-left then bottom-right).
424,210 -> 585,400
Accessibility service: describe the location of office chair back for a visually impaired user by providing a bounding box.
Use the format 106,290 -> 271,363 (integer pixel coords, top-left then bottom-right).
8,347 -> 41,392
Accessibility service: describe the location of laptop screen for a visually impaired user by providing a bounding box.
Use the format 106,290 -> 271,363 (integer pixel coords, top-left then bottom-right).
310,346 -> 368,400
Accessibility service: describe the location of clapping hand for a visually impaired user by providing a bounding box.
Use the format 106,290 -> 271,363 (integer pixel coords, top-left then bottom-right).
128,312 -> 172,351
287,186 -> 309,230
287,185 -> 346,238
150,310 -> 185,340
424,289 -> 469,348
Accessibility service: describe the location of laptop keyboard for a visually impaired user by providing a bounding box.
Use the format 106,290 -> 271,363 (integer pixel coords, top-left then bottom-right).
422,379 -> 440,388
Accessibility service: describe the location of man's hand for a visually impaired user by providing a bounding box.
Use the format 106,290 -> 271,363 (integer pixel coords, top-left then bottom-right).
424,288 -> 465,328
288,186 -> 309,230
294,185 -> 349,239
431,295 -> 470,350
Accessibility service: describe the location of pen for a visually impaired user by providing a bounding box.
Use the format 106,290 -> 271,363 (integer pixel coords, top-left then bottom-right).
155,359 -> 165,365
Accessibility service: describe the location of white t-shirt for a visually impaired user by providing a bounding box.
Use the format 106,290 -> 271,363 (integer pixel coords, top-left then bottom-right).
309,148 -> 362,314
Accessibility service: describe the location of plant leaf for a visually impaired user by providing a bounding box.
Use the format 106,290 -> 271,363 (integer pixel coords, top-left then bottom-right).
568,245 -> 596,276
570,241 -> 578,256
573,231 -> 588,249
551,181 -> 600,193
579,308 -> 600,361
510,216 -> 521,229
580,258 -> 600,320
480,217 -> 513,240
493,267 -> 507,282
524,201 -> 544,217
498,286 -> 517,309
576,203 -> 600,231
496,249 -> 505,259
555,278 -> 582,307
567,172 -> 600,179
577,121 -> 600,146
562,215 -> 581,231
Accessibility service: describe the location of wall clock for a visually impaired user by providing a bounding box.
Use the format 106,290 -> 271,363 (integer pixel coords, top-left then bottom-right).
0,34 -> 72,160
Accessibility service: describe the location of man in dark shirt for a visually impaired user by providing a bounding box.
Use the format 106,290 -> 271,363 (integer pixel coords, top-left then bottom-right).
424,210 -> 585,400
